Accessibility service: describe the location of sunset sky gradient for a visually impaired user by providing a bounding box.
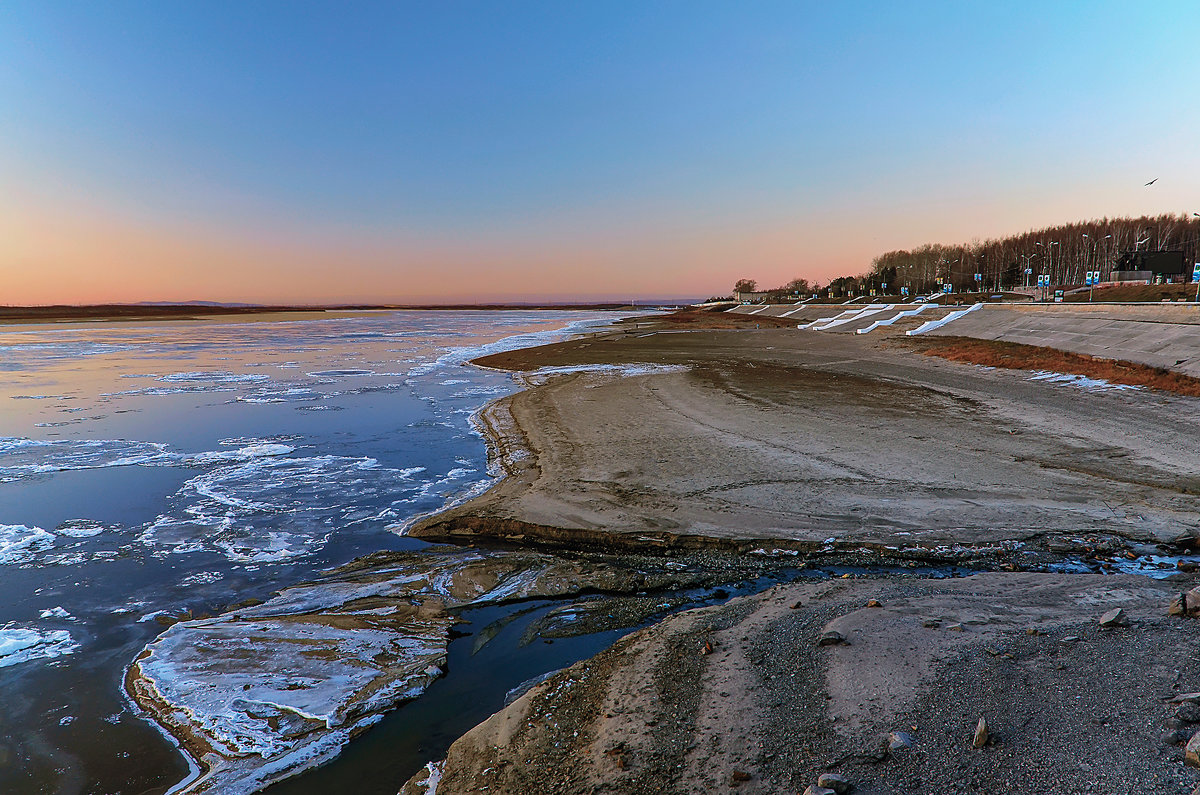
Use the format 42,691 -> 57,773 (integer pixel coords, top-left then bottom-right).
3,1 -> 1199,304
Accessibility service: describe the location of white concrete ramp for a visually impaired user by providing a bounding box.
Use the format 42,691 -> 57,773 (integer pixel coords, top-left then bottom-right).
727,302 -> 947,333
856,303 -> 935,334
906,303 -> 983,336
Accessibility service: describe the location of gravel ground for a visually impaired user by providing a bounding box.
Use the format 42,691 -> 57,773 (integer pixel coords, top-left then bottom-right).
405,573 -> 1200,795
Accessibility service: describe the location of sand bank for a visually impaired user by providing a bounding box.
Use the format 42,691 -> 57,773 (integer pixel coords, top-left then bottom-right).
399,320 -> 1200,793
411,326 -> 1200,564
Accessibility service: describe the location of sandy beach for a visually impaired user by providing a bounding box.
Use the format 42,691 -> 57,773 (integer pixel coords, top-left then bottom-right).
412,322 -> 1200,562
400,314 -> 1200,794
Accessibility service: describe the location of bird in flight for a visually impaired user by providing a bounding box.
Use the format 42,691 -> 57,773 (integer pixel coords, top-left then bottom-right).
1145,178 -> 1158,186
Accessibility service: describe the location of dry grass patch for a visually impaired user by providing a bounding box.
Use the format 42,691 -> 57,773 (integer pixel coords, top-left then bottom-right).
1065,283 -> 1200,303
903,335 -> 1200,397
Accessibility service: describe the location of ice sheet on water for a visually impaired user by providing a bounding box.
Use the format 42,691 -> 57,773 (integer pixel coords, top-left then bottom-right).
0,437 -> 174,482
185,443 -> 296,466
0,524 -> 56,565
179,571 -> 224,586
138,455 -> 430,563
55,519 -> 107,538
0,626 -> 78,668
0,436 -> 297,483
0,434 -> 436,565
305,369 -> 375,377
0,341 -> 136,359
0,522 -> 129,567
157,371 -> 272,384
236,387 -> 322,404
103,384 -> 240,397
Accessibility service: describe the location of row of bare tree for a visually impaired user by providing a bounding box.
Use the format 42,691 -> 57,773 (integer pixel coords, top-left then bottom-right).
732,213 -> 1200,299
866,213 -> 1200,293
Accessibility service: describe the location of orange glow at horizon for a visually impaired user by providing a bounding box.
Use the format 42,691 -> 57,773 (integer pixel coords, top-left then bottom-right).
4,174 -> 1198,306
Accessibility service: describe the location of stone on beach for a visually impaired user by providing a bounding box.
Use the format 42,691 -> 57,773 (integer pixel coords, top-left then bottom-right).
973,716 -> 989,748
817,771 -> 852,792
1168,587 -> 1200,617
1186,731 -> 1200,768
1099,607 -> 1128,628
818,629 -> 848,646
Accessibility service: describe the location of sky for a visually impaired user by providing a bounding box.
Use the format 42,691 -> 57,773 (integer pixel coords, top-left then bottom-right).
2,1 -> 1199,304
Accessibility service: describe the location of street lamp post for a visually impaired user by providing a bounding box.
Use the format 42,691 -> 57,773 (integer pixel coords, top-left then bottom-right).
1194,214 -> 1200,302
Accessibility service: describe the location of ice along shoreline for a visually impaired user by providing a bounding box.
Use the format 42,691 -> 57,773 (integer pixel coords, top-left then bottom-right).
120,311 -> 678,794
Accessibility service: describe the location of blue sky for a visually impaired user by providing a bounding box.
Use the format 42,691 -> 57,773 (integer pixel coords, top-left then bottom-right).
3,1 -> 1198,302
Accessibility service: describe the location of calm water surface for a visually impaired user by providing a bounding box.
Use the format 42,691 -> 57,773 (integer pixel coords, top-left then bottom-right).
0,309 -> 636,794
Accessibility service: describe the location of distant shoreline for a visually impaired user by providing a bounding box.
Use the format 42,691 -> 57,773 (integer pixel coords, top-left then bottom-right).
0,302 -> 661,326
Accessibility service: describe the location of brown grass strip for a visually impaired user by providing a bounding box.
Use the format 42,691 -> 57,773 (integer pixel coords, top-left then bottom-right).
903,335 -> 1200,397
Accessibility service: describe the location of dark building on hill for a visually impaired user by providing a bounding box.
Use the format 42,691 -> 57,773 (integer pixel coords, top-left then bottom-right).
1112,250 -> 1189,282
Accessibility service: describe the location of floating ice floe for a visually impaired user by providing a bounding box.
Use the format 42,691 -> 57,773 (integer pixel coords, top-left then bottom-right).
103,384 -> 241,397
235,388 -> 322,404
0,626 -> 78,668
38,606 -> 73,620
185,443 -> 297,466
137,454 -> 429,564
0,524 -> 57,565
305,369 -> 375,378
0,437 -> 174,482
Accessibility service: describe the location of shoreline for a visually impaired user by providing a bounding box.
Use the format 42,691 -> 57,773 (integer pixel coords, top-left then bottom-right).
395,320 -> 1200,794
117,310 -> 667,794
119,310 -> 1200,794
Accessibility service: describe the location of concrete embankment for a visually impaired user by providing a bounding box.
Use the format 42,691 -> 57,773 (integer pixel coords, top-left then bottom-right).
926,303 -> 1200,376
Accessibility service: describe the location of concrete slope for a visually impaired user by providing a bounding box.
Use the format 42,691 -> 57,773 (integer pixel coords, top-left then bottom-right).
727,304 -> 842,320
928,303 -> 1200,376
